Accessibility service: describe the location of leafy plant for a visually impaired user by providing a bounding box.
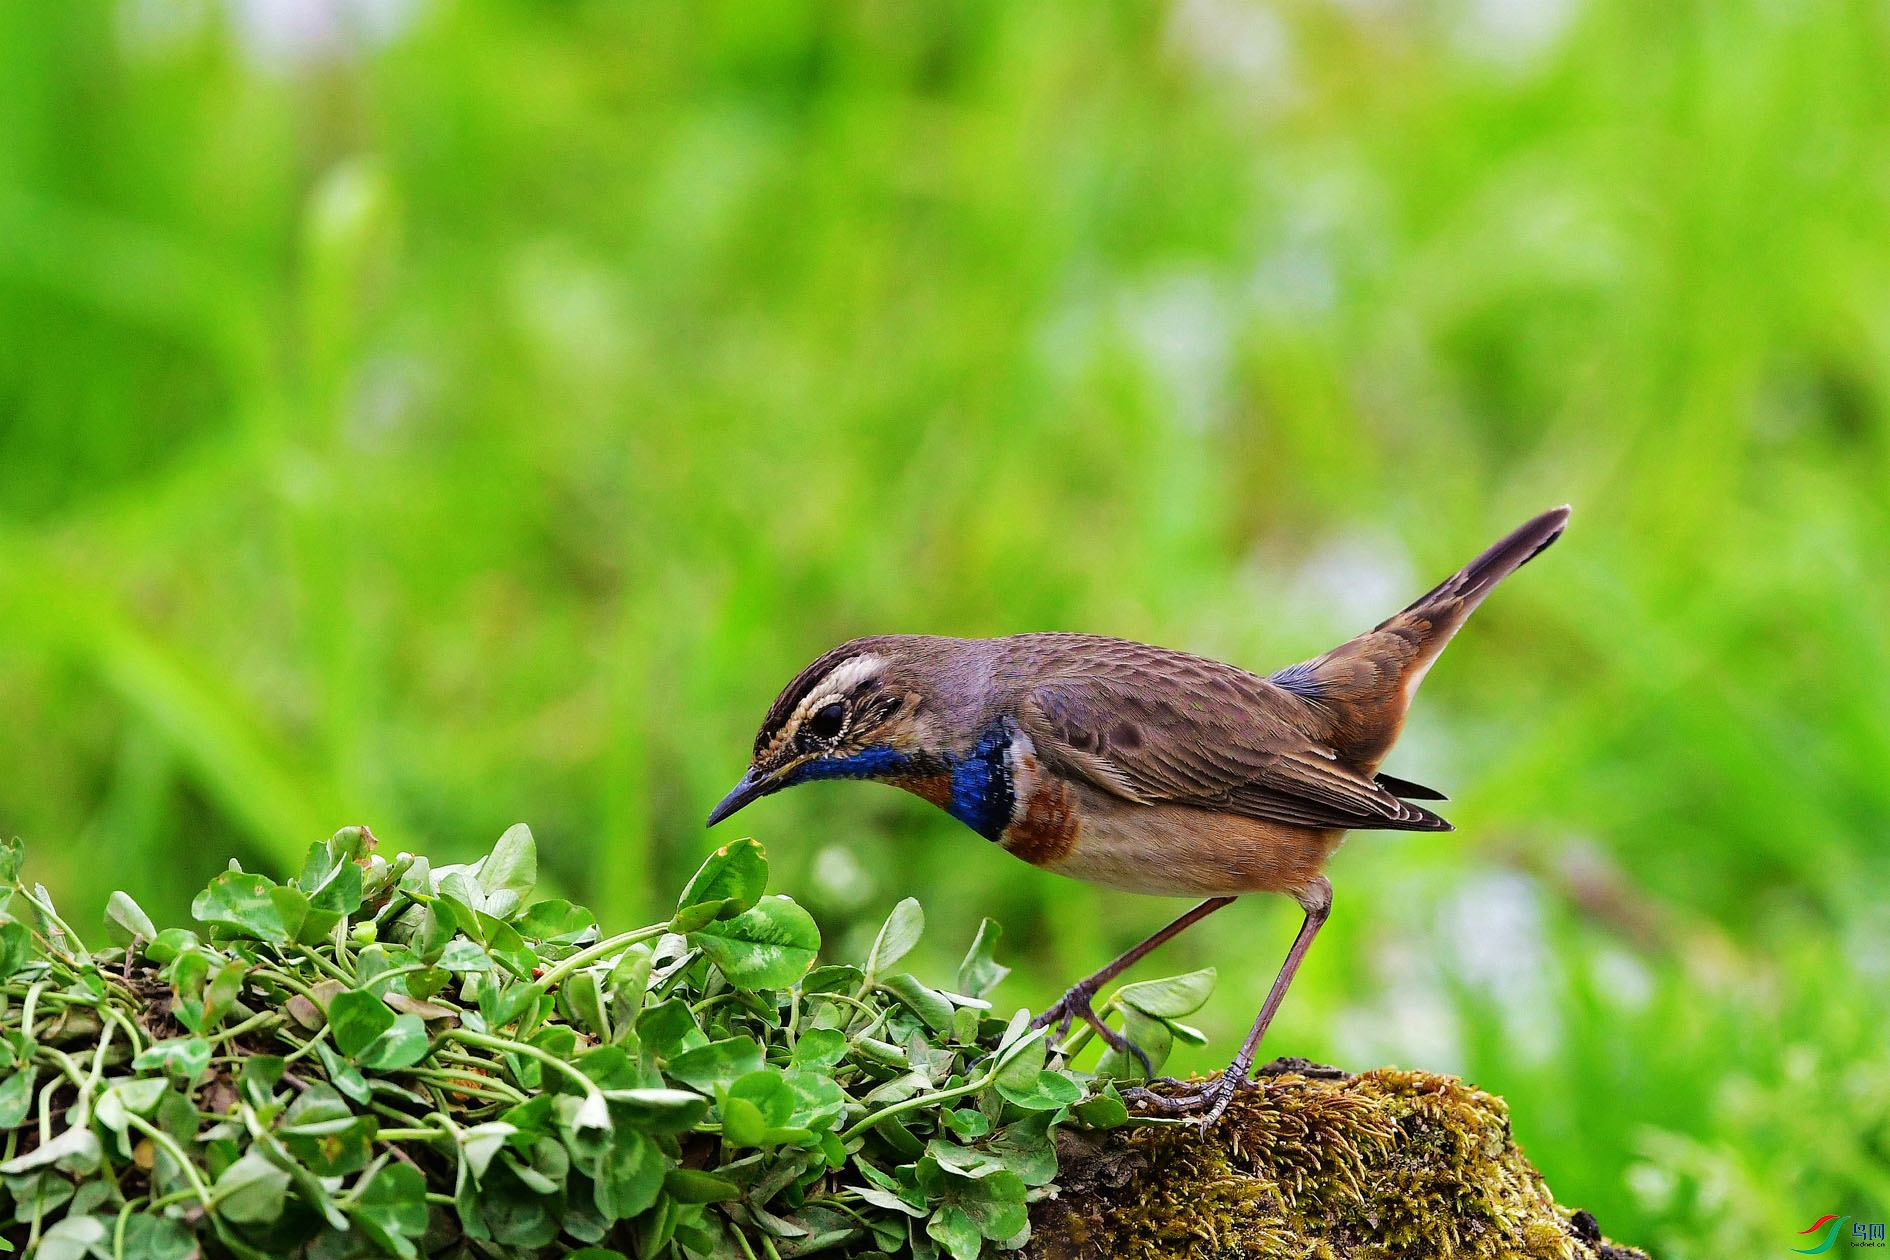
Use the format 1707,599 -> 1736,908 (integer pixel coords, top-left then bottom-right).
0,827 -> 1193,1259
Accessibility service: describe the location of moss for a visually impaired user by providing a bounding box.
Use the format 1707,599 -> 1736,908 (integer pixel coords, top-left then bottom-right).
1027,1060 -> 1649,1260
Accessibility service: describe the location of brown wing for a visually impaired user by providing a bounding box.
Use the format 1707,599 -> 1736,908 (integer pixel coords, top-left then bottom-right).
1001,635 -> 1452,833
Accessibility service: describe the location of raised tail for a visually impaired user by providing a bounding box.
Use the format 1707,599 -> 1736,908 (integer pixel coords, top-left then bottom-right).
1272,505 -> 1570,768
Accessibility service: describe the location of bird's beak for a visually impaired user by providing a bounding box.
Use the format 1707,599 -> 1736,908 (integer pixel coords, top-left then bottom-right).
706,766 -> 779,827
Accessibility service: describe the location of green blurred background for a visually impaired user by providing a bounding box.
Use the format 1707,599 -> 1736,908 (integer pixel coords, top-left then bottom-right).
3,0 -> 1888,1253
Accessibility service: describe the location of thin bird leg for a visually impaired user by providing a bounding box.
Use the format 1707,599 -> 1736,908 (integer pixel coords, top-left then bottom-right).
1033,896 -> 1236,1078
1125,877 -> 1332,1125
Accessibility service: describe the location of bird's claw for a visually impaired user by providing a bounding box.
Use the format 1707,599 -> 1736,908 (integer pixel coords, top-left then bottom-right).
1121,1067 -> 1245,1128
1031,985 -> 1156,1081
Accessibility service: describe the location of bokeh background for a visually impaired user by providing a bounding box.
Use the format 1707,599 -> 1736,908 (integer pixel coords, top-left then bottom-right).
4,0 -> 1889,1253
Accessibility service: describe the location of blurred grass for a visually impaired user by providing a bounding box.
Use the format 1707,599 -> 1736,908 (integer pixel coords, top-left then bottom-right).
2,0 -> 1889,1253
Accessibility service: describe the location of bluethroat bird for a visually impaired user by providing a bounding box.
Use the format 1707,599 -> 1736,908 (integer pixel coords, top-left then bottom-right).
708,506 -> 1569,1122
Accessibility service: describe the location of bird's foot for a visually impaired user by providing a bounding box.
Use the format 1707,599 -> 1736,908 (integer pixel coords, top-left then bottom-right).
1121,1065 -> 1245,1129
1031,984 -> 1155,1080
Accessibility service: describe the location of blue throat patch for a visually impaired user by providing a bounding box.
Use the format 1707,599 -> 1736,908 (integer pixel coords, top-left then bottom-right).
945,722 -> 1014,842
784,745 -> 915,786
783,723 -> 1015,843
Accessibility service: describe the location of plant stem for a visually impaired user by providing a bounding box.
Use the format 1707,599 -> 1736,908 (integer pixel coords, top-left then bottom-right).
534,925 -> 668,991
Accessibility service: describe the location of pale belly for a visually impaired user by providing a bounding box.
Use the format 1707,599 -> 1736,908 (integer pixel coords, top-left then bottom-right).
1010,789 -> 1347,898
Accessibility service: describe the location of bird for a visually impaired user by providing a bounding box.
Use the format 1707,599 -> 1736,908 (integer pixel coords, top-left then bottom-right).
706,506 -> 1569,1122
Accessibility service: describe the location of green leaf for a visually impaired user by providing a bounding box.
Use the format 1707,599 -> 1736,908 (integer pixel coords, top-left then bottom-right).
37,1214 -> 107,1260
1115,968 -> 1216,1019
0,920 -> 28,980
0,1068 -> 33,1128
104,891 -> 157,945
0,1123 -> 98,1174
927,1204 -> 983,1260
133,1037 -> 211,1081
478,823 -> 538,901
672,837 -> 769,931
200,957 -> 247,1029
213,1147 -> 292,1224
790,1027 -> 847,1071
281,1083 -> 378,1174
141,927 -> 201,964
353,1160 -> 429,1257
357,1013 -> 430,1071
993,1027 -> 1047,1091
592,1128 -> 665,1221
476,912 -> 539,978
328,989 -> 396,1058
956,917 -> 1011,999
315,1040 -> 371,1105
663,1168 -> 742,1203
877,973 -> 954,1034
191,870 -> 292,943
116,1215 -> 197,1260
1070,1089 -> 1130,1129
690,895 -> 820,991
1095,1007 -> 1173,1080
997,1067 -> 1083,1112
603,1088 -> 709,1134
783,1069 -> 847,1133
865,897 -> 923,977
666,1036 -> 763,1093
0,838 -> 21,884
985,1113 -> 1058,1185
515,898 -> 597,943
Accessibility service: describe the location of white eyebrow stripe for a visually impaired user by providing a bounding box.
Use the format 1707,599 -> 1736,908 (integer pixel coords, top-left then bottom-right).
760,653 -> 889,762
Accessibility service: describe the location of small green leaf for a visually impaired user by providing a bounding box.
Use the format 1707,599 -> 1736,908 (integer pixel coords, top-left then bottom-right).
36,1214 -> 107,1260
865,897 -> 923,977
200,957 -> 247,1029
592,1128 -> 665,1221
116,1215 -> 197,1260
673,838 -> 769,929
133,1037 -> 211,1081
690,895 -> 820,991
357,1013 -> 430,1071
790,1027 -> 847,1071
928,1204 -> 983,1260
877,973 -> 954,1034
104,891 -> 157,945
1095,1007 -> 1173,1080
515,898 -> 597,943
665,1036 -> 763,1093
1070,1089 -> 1131,1129
213,1148 -> 292,1224
476,913 -> 539,978
602,1088 -> 709,1134
663,1168 -> 742,1203
997,1067 -> 1083,1112
191,870 -> 292,943
956,917 -> 1011,999
0,920 -> 28,980
0,1067 -> 34,1127
1114,967 -> 1216,1019
353,1160 -> 429,1256
478,824 -> 538,901
329,989 -> 396,1058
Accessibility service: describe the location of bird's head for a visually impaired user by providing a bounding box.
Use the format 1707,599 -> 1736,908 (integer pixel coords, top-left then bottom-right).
706,637 -> 952,827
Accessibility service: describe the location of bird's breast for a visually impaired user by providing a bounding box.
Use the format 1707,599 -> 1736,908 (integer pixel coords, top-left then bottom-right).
997,746 -> 1082,867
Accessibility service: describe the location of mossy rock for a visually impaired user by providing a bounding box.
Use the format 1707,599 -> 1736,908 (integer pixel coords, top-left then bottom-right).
1028,1059 -> 1648,1260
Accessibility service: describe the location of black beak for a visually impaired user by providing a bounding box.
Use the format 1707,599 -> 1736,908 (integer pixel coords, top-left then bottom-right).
706,767 -> 778,827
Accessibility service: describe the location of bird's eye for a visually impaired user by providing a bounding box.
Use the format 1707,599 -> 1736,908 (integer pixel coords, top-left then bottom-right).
806,703 -> 846,740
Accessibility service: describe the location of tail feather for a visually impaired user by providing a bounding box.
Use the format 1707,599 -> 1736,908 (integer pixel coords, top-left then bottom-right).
1273,505 -> 1570,767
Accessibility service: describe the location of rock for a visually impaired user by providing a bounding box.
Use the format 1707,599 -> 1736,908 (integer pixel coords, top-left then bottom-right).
1027,1060 -> 1648,1260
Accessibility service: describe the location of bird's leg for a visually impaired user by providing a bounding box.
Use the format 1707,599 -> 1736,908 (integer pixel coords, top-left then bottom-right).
1033,896 -> 1235,1079
1125,877 -> 1332,1125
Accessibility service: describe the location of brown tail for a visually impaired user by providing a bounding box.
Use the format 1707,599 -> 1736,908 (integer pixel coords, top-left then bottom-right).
1272,505 -> 1570,767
